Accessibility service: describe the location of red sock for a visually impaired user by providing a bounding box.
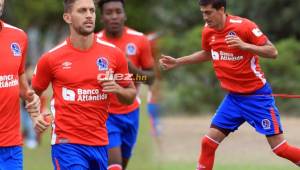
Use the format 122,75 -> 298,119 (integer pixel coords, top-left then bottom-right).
197,135 -> 219,170
108,164 -> 122,170
273,140 -> 300,166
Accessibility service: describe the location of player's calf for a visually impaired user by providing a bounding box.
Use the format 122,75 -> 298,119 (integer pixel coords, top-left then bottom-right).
273,140 -> 300,166
197,135 -> 219,170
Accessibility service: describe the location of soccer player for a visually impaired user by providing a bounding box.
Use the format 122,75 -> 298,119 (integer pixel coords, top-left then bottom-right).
0,0 -> 43,169
97,0 -> 154,169
160,0 -> 300,169
32,0 -> 136,169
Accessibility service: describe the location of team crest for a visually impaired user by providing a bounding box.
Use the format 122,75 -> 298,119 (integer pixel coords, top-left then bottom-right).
11,43 -> 21,57
97,57 -> 109,71
126,43 -> 137,56
261,119 -> 271,130
228,31 -> 236,36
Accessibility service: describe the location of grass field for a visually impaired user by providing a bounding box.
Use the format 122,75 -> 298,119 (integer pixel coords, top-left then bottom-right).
24,91 -> 300,170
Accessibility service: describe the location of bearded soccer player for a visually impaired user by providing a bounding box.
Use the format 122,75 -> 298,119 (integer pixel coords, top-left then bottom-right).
97,0 -> 154,169
0,0 -> 43,169
32,0 -> 136,169
160,0 -> 300,169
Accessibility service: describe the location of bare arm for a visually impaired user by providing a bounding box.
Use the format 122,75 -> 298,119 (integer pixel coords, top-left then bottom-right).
19,73 -> 40,115
226,35 -> 278,59
127,61 -> 155,85
115,82 -> 136,105
159,50 -> 211,70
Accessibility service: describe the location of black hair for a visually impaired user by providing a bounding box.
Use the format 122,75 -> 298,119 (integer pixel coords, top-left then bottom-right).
198,0 -> 226,11
97,0 -> 125,12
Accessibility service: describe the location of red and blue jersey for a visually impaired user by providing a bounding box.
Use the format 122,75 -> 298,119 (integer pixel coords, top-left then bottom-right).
0,21 -> 27,146
32,35 -> 131,146
97,27 -> 154,114
202,15 -> 268,93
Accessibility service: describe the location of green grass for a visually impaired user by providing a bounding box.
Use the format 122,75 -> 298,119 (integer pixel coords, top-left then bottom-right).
24,88 -> 300,170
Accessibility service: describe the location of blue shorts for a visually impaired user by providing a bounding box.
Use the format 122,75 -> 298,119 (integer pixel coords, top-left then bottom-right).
0,146 -> 22,170
212,83 -> 283,136
107,108 -> 139,158
52,144 -> 108,170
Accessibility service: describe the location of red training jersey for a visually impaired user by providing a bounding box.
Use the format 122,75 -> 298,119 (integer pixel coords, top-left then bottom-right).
0,21 -> 28,146
97,27 -> 154,114
32,35 -> 131,146
202,15 -> 268,93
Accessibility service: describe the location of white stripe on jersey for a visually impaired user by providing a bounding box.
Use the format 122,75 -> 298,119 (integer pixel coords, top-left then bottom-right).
251,57 -> 266,85
49,41 -> 67,53
126,29 -> 144,36
50,99 -> 57,145
3,23 -> 23,32
96,38 -> 116,48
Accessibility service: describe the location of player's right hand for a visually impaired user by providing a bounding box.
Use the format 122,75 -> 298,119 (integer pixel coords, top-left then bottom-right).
159,55 -> 178,70
32,113 -> 51,134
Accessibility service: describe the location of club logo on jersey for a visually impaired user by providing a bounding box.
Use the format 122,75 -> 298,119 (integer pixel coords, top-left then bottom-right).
228,31 -> 236,36
126,43 -> 137,56
262,119 -> 271,130
252,28 -> 263,37
97,57 -> 109,71
10,43 -> 21,57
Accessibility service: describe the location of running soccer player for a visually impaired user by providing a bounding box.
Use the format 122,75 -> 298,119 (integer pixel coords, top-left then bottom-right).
97,0 -> 154,169
160,0 -> 300,169
32,0 -> 136,169
0,0 -> 42,169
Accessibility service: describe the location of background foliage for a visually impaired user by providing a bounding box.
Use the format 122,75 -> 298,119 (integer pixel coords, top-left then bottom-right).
3,0 -> 300,115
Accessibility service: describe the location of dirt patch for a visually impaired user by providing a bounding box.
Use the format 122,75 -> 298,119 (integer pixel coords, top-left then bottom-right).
157,116 -> 300,166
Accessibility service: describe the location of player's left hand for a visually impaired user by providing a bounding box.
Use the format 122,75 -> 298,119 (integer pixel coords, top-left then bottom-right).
24,90 -> 40,117
225,35 -> 249,50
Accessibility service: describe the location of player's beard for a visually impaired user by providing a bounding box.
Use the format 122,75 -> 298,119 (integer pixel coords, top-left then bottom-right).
75,25 -> 95,36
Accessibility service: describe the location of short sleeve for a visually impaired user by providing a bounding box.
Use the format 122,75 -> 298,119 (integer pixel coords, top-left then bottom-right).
201,27 -> 211,52
31,53 -> 53,92
18,33 -> 28,75
245,19 -> 268,46
139,36 -> 154,69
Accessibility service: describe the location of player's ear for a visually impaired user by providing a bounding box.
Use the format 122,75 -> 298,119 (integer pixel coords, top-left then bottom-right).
63,13 -> 72,24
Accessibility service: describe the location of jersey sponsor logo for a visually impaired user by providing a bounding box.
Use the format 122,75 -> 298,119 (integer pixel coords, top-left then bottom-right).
62,87 -> 76,101
97,57 -> 109,71
211,50 -> 244,61
62,87 -> 108,102
10,43 -> 21,57
262,119 -> 271,130
0,74 -> 18,88
252,28 -> 263,37
126,43 -> 137,56
62,61 -> 72,70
